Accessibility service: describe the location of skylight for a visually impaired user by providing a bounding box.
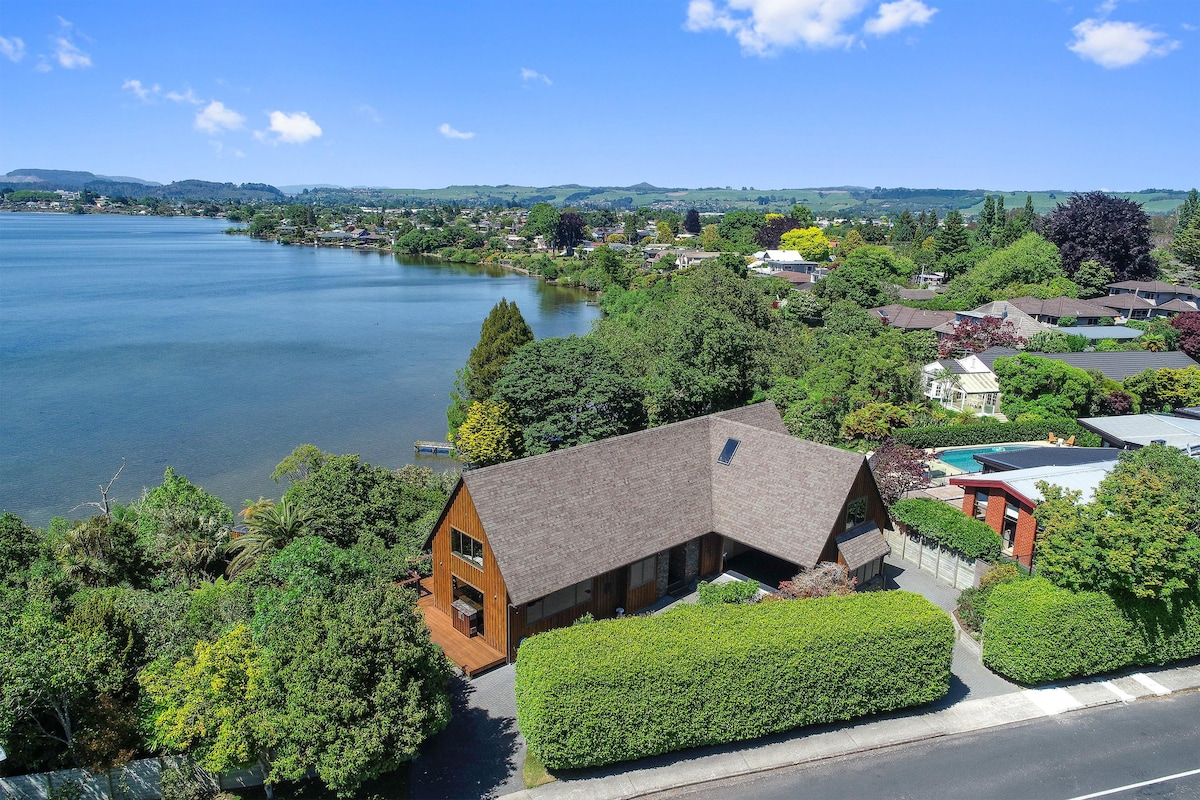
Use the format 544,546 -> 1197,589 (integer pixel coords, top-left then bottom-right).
717,438 -> 740,465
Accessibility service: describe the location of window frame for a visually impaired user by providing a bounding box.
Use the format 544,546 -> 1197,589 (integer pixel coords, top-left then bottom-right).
450,526 -> 485,568
845,496 -> 868,531
630,555 -> 657,588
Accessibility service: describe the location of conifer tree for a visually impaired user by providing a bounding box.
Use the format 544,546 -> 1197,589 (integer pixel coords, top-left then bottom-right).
935,210 -> 969,260
1178,189 -> 1199,235
977,196 -> 996,243
892,209 -> 916,244
1022,195 -> 1037,232
465,299 -> 534,401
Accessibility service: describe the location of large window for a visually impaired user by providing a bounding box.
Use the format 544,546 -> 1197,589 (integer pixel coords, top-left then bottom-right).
845,497 -> 868,530
1002,503 -> 1019,553
630,555 -> 658,588
973,490 -> 989,521
451,527 -> 484,568
526,578 -> 593,624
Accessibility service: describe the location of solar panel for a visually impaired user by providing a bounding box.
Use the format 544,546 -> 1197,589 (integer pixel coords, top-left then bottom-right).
717,438 -> 740,465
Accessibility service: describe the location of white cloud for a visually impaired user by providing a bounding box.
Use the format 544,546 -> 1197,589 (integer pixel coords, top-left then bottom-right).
194,101 -> 245,134
1068,18 -> 1180,68
864,0 -> 936,36
358,104 -> 382,122
439,122 -> 475,140
521,67 -> 552,85
685,0 -> 872,54
122,78 -> 160,102
262,110 -> 323,144
0,36 -> 26,62
34,56 -> 51,73
54,36 -> 90,68
166,87 -> 202,105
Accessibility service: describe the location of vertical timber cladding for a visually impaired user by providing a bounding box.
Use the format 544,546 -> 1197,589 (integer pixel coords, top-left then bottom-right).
431,483 -> 510,657
699,532 -> 724,577
509,563 -> 629,661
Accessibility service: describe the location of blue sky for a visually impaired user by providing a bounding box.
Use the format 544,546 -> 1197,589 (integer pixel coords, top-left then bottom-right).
1,1 -> 1196,191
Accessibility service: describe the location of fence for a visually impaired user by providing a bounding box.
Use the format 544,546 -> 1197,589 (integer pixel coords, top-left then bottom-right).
884,528 -> 984,590
0,758 -> 264,800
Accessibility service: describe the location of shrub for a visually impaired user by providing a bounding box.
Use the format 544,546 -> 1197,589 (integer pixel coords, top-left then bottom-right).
515,592 -> 954,769
893,418 -> 1100,449
890,498 -> 1002,560
956,563 -> 1022,634
777,562 -> 856,599
697,578 -> 761,605
981,578 -> 1200,684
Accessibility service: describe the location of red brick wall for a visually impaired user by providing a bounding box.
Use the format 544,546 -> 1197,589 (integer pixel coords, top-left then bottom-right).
1013,508 -> 1037,568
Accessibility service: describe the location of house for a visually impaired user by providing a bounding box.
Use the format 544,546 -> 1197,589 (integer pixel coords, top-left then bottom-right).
1102,280 -> 1200,320
1076,414 -> 1200,458
750,250 -> 822,274
769,270 -> 815,289
931,301 -> 1046,342
971,446 -> 1119,474
921,354 -> 1002,416
870,304 -> 958,332
1005,296 -> 1118,327
421,402 -> 891,669
675,250 -> 721,269
1049,325 -> 1144,344
976,347 -> 1200,382
951,459 -> 1120,568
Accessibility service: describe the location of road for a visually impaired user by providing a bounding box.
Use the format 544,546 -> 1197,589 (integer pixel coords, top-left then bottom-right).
652,691 -> 1200,800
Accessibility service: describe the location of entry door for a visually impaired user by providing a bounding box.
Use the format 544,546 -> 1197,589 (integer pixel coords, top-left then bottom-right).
668,544 -> 687,588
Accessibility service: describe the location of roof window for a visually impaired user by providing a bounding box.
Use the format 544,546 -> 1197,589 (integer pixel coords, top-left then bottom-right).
717,438 -> 740,466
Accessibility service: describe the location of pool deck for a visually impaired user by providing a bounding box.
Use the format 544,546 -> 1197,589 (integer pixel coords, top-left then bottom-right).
926,440 -> 1057,480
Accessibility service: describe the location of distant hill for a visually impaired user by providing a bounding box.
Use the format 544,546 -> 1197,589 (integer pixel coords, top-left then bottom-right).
1,169 -> 283,202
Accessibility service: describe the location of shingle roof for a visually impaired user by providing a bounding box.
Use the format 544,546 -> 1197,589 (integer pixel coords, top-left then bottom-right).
837,525 -> 891,570
453,402 -> 874,605
1159,298 -> 1200,313
1096,294 -> 1155,311
977,347 -> 1200,381
869,304 -> 957,330
1107,280 -> 1197,295
897,288 -> 936,301
1006,296 -> 1118,319
932,302 -> 1046,340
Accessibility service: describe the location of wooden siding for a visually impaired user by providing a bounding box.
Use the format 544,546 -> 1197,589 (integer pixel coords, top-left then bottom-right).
417,579 -> 506,676
700,532 -> 724,577
430,482 -> 510,658
624,559 -> 659,615
827,463 -> 889,564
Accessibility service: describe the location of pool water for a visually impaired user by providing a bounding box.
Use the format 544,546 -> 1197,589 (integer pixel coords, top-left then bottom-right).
936,445 -> 1033,473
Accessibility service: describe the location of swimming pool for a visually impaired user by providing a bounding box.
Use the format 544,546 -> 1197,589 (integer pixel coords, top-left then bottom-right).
936,445 -> 1033,473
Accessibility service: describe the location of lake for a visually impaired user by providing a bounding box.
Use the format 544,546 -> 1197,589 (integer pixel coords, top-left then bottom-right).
0,213 -> 599,527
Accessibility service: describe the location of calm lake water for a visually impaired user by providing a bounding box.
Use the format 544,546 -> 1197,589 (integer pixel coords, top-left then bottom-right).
0,213 -> 599,527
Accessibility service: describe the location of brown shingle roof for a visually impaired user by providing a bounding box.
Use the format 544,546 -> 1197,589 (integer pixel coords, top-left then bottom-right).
1006,296 -> 1118,319
454,402 -> 873,604
869,304 -> 957,330
837,524 -> 891,570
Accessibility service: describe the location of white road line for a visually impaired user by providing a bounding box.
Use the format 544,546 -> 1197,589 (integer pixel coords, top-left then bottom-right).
1063,766 -> 1200,800
1129,672 -> 1171,696
1100,680 -> 1136,703
1024,687 -> 1084,716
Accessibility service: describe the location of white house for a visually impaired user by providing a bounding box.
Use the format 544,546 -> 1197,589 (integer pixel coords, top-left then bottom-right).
922,354 -> 1002,417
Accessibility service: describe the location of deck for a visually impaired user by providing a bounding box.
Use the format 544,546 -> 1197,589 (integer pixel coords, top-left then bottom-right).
417,578 -> 507,677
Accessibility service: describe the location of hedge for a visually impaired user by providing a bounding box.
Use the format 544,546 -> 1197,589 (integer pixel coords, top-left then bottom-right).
697,578 -> 761,605
890,498 -> 1002,560
893,418 -> 1101,449
981,578 -> 1200,684
514,591 -> 954,770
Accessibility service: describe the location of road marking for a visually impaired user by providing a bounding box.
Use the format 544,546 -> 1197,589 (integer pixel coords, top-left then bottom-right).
1063,766 -> 1200,800
1099,680 -> 1135,703
1129,672 -> 1171,696
1023,687 -> 1083,716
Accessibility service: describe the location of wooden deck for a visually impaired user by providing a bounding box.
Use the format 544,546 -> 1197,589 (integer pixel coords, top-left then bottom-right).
417,578 -> 507,677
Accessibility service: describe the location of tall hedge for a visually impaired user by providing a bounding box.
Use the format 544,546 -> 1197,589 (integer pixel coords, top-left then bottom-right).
515,592 -> 954,770
890,498 -> 1002,560
894,418 -> 1100,449
982,578 -> 1200,684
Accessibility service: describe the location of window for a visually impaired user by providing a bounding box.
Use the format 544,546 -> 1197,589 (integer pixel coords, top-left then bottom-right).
717,438 -> 740,465
845,497 -> 868,530
630,555 -> 657,588
973,489 -> 989,521
450,527 -> 484,567
1002,502 -> 1019,552
526,578 -> 593,624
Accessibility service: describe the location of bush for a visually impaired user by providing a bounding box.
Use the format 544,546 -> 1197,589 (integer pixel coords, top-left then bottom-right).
890,498 -> 1002,560
956,563 -> 1022,634
981,578 -> 1200,684
515,592 -> 954,769
893,418 -> 1100,449
697,578 -> 761,605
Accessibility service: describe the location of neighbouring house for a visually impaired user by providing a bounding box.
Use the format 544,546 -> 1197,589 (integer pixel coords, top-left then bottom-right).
1049,325 -> 1144,344
1005,296 -> 1119,327
770,270 -> 815,289
921,354 -> 1002,416
972,446 -> 1120,475
674,249 -> 722,269
898,287 -> 937,301
1076,414 -> 1200,458
931,301 -> 1046,343
976,347 -> 1200,382
750,250 -> 823,276
421,402 -> 891,670
1176,407 -> 1200,421
951,459 -> 1120,568
870,304 -> 958,332
1101,280 -> 1200,320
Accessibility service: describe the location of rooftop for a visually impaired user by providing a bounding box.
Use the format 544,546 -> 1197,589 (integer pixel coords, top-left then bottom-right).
1077,414 -> 1200,456
952,459 -> 1120,507
977,347 -> 1200,382
974,446 -> 1120,472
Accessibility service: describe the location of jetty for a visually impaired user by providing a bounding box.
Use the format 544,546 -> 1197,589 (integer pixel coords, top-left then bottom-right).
415,440 -> 457,456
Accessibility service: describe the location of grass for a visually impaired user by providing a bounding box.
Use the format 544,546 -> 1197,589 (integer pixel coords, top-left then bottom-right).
522,750 -> 556,789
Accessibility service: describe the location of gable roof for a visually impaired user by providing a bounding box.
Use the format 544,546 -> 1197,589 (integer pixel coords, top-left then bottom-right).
952,459 -> 1120,508
932,301 -> 1046,340
869,304 -> 957,330
451,402 -> 872,605
976,347 -> 1200,381
1108,280 -> 1198,296
1006,296 -> 1118,320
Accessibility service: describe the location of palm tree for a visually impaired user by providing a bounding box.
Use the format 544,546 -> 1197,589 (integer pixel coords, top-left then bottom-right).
225,497 -> 320,578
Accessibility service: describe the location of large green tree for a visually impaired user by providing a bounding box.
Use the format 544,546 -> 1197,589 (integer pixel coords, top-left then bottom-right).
136,468 -> 233,589
992,353 -> 1097,419
935,210 -> 970,261
465,299 -> 534,402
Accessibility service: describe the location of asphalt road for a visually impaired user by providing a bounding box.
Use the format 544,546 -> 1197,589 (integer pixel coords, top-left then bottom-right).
652,691 -> 1200,800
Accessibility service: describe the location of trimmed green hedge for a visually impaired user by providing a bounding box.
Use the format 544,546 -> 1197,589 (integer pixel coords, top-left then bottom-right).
697,578 -> 761,605
982,578 -> 1200,684
890,498 -> 1002,560
515,592 -> 954,769
894,418 -> 1100,449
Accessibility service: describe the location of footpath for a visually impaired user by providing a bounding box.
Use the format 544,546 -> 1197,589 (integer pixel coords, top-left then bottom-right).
502,658 -> 1200,800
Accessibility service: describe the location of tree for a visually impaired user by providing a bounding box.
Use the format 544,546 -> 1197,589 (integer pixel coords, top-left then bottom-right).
1177,188 -> 1199,235
57,515 -> 144,588
891,209 -> 916,244
1044,192 -> 1156,282
700,223 -> 721,250
0,512 -> 40,588
1073,259 -> 1115,299
1172,212 -> 1200,268
556,212 -> 587,249
225,498 -> 320,578
683,208 -> 701,235
139,624 -> 264,774
1170,312 -> 1200,360
271,443 -> 330,485
977,196 -> 996,244
992,353 -> 1097,419
254,583 -> 453,797
755,215 -> 802,249
655,220 -> 675,245
494,336 -> 646,454
1021,194 -> 1038,233
454,399 -> 523,467
968,232 -> 1064,291
523,202 -> 560,242
716,210 -> 766,250
935,210 -> 970,261
137,468 -> 233,589
779,226 -> 830,262
869,439 -> 932,507
789,203 -> 815,228
937,316 -> 1026,358
1035,445 -> 1200,602
838,228 -> 866,257
463,299 -> 534,402
839,402 -> 910,441
777,562 -> 855,599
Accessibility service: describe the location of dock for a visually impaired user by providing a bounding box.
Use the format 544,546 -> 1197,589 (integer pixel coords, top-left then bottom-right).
414,440 -> 457,456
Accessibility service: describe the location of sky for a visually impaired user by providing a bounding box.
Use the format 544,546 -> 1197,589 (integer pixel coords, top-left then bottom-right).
0,0 -> 1197,191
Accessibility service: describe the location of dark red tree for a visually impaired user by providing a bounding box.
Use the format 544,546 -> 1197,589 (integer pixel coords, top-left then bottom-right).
1043,191 -> 1156,282
555,212 -> 587,249
868,438 -> 931,507
756,215 -> 803,249
683,208 -> 702,235
1170,312 -> 1200,361
937,316 -> 1027,358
